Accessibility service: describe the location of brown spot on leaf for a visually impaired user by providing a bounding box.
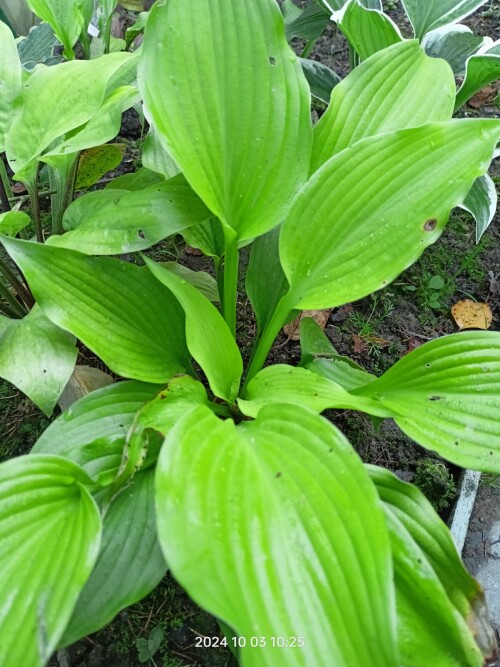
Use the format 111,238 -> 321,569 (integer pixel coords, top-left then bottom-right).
423,219 -> 438,232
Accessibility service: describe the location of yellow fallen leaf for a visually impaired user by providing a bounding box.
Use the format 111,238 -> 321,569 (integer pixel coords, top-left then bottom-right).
451,300 -> 493,330
283,309 -> 331,341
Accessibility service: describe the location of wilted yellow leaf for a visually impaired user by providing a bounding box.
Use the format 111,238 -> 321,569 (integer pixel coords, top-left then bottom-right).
451,299 -> 493,330
283,309 -> 331,341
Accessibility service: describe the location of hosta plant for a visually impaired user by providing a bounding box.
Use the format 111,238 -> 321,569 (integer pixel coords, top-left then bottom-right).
1,0 -> 500,666
288,0 -> 500,241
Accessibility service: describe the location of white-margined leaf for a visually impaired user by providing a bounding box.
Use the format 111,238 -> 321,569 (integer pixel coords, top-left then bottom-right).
460,174 -> 498,242
455,40 -> 500,110
401,0 -> 490,40
422,24 -> 487,75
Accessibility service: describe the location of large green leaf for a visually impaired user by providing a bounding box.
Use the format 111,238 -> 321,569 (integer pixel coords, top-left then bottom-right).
26,0 -> 93,58
61,468 -> 166,647
6,52 -> 135,182
0,454 -> 101,667
145,258 -> 242,402
299,58 -> 341,104
0,306 -> 77,415
299,318 -> 376,390
460,174 -> 498,243
246,225 -> 290,334
0,211 -> 31,237
47,177 -> 211,255
354,332 -> 500,472
422,25 -> 486,75
139,0 -> 312,241
1,237 -> 190,383
455,41 -> 500,110
282,120 -> 500,311
311,40 -> 455,172
156,404 -> 397,667
42,85 -> 140,160
331,0 -> 403,62
0,20 -> 21,153
142,127 -> 180,179
33,380 -> 161,483
284,0 -> 331,41
239,364 -> 389,418
369,466 -> 491,666
401,0 -> 489,39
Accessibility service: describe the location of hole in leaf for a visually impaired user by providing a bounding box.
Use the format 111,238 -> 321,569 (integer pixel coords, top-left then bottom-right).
423,218 -> 438,232
138,229 -> 145,239
269,56 -> 276,66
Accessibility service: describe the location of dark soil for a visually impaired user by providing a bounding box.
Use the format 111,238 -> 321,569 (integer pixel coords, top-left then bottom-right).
3,2 -> 500,665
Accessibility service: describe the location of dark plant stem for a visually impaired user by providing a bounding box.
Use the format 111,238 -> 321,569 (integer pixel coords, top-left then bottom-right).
0,277 -> 26,318
27,179 -> 44,243
0,160 -> 11,213
0,255 -> 35,309
242,292 -> 294,392
222,237 -> 239,338
53,154 -> 80,235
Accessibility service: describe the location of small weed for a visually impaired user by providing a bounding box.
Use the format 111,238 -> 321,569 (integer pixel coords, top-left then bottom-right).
137,625 -> 164,665
413,458 -> 457,513
481,473 -> 500,489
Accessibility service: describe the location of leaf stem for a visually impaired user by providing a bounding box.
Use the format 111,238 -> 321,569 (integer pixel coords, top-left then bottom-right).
27,178 -> 43,243
300,39 -> 317,59
348,44 -> 359,71
0,254 -> 34,309
243,291 -> 294,392
0,275 -> 26,318
0,157 -> 12,212
222,236 -> 239,338
52,153 -> 80,235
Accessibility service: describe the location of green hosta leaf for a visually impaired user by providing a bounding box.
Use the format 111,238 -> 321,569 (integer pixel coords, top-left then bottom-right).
422,25 -> 486,75
0,211 -> 31,237
1,237 -> 190,383
6,52 -> 135,182
61,468 -> 166,647
369,466 -> 490,666
17,22 -> 62,69
181,217 -> 225,259
311,40 -> 455,172
246,226 -> 289,334
354,332 -> 500,472
0,20 -> 21,153
145,258 -> 242,402
0,454 -> 101,667
460,174 -> 498,243
125,10 -> 148,48
49,176 -> 211,255
43,85 -> 140,160
299,318 -> 376,390
156,404 -> 397,667
139,0 -> 312,241
134,376 -> 212,436
299,58 -> 341,103
26,0 -> 92,58
331,0 -> 403,62
401,0 -> 489,40
105,167 -> 164,191
142,127 -> 180,179
282,120 -> 500,311
160,263 -> 219,303
74,143 -> 126,190
0,306 -> 77,415
33,381 -> 161,484
239,364 -> 390,418
285,0 -> 331,41
455,41 -> 500,110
